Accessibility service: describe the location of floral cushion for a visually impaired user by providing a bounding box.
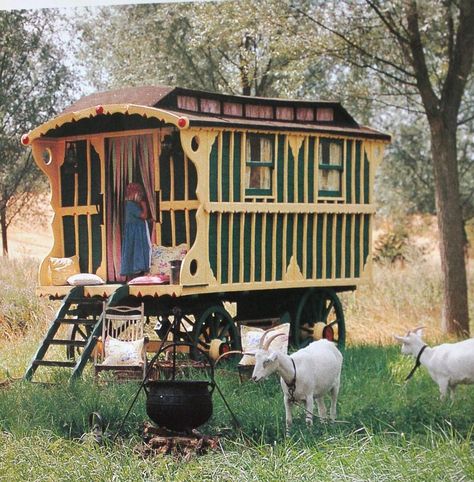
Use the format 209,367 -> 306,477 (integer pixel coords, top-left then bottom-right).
49,255 -> 80,286
149,243 -> 187,277
102,337 -> 145,366
239,323 -> 290,366
67,273 -> 105,286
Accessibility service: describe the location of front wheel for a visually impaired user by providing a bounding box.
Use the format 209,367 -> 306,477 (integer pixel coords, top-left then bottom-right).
292,288 -> 345,349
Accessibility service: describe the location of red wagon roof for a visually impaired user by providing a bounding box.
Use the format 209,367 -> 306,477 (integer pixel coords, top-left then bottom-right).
26,85 -> 391,142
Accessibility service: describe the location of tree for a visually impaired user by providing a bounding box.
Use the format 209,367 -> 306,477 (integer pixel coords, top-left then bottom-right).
77,1 -> 315,97
0,10 -> 73,255
292,0 -> 473,337
376,110 -> 474,228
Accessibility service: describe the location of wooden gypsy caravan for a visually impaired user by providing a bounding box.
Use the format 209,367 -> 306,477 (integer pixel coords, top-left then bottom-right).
21,85 -> 390,380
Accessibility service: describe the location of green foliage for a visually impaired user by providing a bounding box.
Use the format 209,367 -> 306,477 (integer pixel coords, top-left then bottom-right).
77,1 -> 315,97
0,10 -> 74,253
375,113 -> 474,221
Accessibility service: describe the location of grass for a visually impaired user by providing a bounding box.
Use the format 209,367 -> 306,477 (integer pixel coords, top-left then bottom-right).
0,252 -> 473,480
0,346 -> 473,481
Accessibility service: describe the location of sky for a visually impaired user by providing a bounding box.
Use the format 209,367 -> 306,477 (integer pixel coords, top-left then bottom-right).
0,0 -> 210,9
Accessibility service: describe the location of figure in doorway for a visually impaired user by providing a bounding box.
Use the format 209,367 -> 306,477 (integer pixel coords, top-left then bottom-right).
120,182 -> 151,279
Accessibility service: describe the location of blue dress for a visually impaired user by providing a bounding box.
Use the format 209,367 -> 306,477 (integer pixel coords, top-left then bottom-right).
120,200 -> 151,276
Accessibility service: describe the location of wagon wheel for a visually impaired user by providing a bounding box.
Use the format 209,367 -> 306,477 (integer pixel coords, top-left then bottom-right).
66,323 -> 93,360
191,305 -> 241,361
292,288 -> 345,348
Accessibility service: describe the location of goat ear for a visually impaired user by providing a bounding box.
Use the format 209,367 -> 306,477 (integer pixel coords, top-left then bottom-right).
394,335 -> 406,343
268,351 -> 278,362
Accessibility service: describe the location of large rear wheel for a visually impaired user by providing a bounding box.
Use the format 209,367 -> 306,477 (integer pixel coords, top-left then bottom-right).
293,288 -> 345,348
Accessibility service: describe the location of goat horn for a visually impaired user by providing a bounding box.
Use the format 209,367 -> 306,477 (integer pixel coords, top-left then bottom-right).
263,332 -> 287,351
408,325 -> 425,335
259,330 -> 270,349
214,350 -> 246,366
259,325 -> 284,348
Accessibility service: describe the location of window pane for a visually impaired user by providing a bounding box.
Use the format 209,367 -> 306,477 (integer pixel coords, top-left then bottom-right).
329,143 -> 342,166
246,165 -> 271,190
261,138 -> 272,162
318,169 -> 341,192
246,135 -> 260,162
319,139 -> 342,166
246,134 -> 274,163
245,134 -> 274,195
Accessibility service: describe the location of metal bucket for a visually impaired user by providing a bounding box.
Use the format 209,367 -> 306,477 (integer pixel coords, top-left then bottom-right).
144,379 -> 214,432
169,259 -> 182,284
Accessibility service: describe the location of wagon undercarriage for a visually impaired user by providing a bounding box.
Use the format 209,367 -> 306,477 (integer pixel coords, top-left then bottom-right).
24,284 -> 347,381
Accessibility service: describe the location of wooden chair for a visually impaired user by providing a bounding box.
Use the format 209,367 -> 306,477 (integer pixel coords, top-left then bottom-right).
94,303 -> 148,381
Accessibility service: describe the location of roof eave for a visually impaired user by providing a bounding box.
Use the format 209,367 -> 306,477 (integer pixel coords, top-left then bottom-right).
22,104 -> 190,144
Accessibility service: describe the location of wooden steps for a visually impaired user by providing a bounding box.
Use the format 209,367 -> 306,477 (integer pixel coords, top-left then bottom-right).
23,286 -> 104,382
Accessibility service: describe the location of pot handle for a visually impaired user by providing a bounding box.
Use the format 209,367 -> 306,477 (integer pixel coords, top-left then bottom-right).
147,341 -> 216,384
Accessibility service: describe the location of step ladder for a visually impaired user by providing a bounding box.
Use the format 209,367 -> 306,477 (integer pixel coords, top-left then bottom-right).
24,286 -> 105,382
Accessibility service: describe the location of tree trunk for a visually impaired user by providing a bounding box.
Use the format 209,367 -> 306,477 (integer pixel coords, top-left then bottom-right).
0,206 -> 8,256
429,116 -> 469,337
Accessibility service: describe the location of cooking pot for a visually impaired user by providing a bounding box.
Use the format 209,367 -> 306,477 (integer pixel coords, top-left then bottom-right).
144,341 -> 215,432
144,379 -> 214,432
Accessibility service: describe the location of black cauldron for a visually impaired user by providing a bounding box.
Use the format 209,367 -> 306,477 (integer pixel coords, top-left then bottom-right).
144,379 -> 214,432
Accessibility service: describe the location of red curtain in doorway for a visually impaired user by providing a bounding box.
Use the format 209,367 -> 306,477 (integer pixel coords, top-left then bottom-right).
106,134 -> 156,282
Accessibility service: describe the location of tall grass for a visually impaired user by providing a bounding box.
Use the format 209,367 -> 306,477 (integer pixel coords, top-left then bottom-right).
0,256 -> 54,338
343,258 -> 474,345
0,257 -> 56,379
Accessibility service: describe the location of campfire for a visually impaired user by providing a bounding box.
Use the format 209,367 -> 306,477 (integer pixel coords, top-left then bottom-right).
136,422 -> 220,459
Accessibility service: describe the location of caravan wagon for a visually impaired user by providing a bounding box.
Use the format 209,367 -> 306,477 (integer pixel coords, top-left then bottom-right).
21,85 -> 390,379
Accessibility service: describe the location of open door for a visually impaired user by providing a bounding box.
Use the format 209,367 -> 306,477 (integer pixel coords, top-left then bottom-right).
105,133 -> 157,282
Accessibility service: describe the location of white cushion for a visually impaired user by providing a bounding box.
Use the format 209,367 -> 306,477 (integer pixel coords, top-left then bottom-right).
239,323 -> 290,366
102,337 -> 145,366
67,273 -> 105,286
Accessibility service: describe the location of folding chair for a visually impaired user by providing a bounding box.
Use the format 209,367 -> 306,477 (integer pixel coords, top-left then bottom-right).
94,303 -> 148,381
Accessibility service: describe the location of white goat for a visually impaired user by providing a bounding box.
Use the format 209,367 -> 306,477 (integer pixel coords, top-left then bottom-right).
250,332 -> 343,433
395,327 -> 474,400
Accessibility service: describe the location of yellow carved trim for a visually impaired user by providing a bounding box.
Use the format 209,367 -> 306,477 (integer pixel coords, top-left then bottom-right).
283,255 -> 304,282
25,104 -> 189,143
204,202 -> 376,215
